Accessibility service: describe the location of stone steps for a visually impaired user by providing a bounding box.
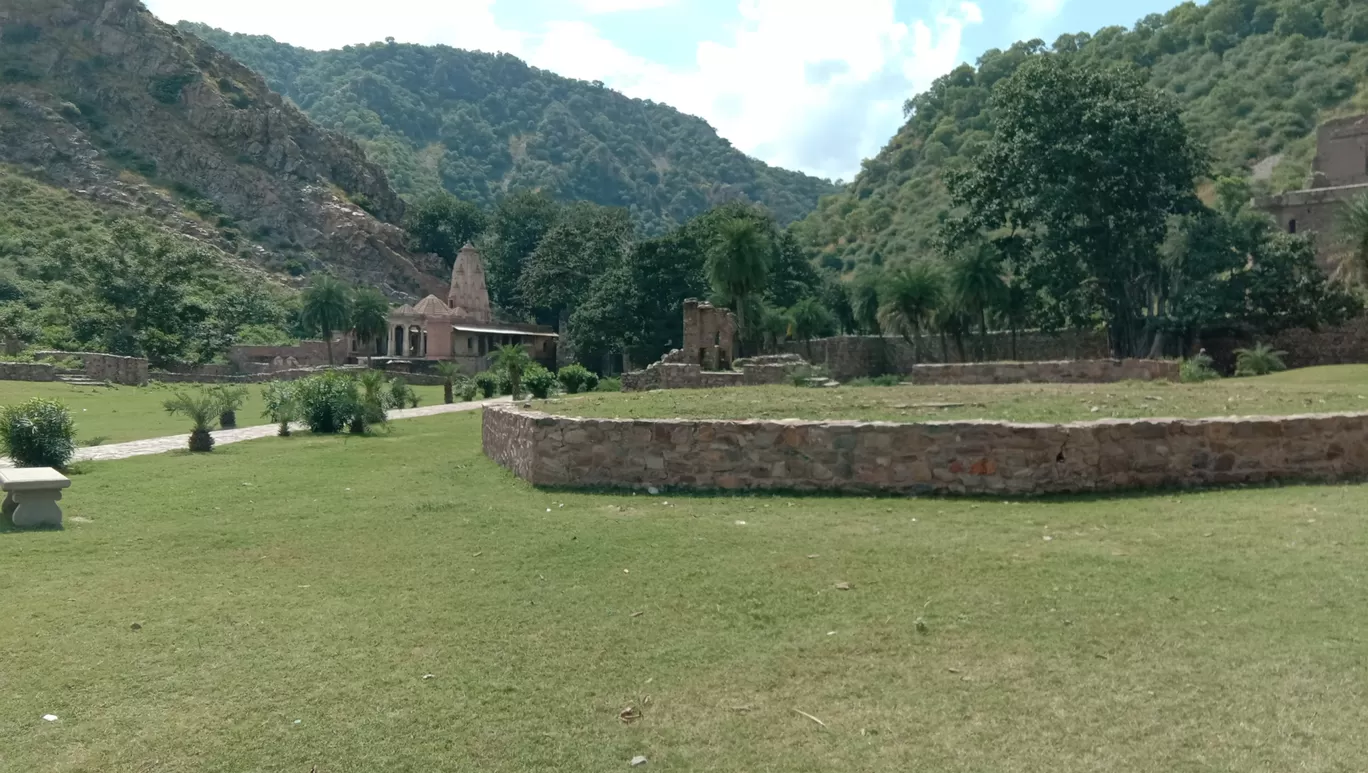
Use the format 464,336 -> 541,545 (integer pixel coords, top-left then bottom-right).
57,375 -> 110,387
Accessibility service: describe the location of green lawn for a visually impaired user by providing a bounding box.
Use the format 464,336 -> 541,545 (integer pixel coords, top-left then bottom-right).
554,364 -> 1368,423
0,381 -> 446,445
2,409 -> 1367,771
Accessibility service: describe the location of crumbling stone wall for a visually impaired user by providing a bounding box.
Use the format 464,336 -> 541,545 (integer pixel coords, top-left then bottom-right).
621,360 -> 802,392
483,405 -> 1368,496
787,332 -> 1110,381
33,351 -> 147,385
908,359 -> 1178,385
0,362 -> 55,382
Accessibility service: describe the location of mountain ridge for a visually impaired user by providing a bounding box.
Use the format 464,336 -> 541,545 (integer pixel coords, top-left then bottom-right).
176,22 -> 841,234
0,0 -> 447,299
794,0 -> 1368,274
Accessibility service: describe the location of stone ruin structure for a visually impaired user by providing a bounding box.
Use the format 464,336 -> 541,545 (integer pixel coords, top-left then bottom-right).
683,299 -> 736,370
622,299 -> 812,391
1256,113 -> 1368,264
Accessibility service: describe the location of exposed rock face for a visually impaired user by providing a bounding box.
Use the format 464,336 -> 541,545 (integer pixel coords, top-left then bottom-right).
0,0 -> 446,298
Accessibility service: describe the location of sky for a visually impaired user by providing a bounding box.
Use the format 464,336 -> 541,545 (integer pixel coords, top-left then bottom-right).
142,0 -> 1190,181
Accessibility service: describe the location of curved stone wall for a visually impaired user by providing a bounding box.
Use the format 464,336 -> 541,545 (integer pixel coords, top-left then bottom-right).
482,405 -> 1368,496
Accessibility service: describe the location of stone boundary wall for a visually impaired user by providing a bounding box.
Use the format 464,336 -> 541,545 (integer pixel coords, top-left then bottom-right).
482,404 -> 1368,496
33,351 -> 148,385
622,361 -> 801,392
908,359 -> 1179,385
0,362 -> 55,382
787,332 -> 1109,381
150,366 -> 366,384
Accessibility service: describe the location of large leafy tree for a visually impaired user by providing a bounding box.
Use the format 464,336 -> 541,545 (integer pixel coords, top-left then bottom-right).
706,217 -> 773,356
518,203 -> 633,332
482,191 -> 563,313
947,56 -> 1207,357
299,276 -> 354,365
403,193 -> 488,268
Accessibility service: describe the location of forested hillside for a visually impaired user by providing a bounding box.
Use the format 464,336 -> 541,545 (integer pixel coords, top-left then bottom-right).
179,23 -> 840,234
796,0 -> 1368,273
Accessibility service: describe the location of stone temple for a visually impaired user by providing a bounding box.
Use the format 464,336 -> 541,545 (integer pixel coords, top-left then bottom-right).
379,243 -> 558,372
1256,113 -> 1368,264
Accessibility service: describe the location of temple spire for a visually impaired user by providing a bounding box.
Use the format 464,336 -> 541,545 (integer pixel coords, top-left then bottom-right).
448,242 -> 492,323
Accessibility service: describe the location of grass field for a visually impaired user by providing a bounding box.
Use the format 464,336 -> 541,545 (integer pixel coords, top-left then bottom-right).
0,381 -> 446,445
2,409 -> 1367,771
554,364 -> 1368,424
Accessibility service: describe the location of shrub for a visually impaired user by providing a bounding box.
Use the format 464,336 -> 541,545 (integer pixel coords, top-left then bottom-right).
474,371 -> 498,398
1234,343 -> 1287,377
1180,352 -> 1221,383
211,385 -> 249,428
0,398 -> 76,468
163,390 -> 219,452
460,381 -> 479,402
596,376 -> 622,393
294,371 -> 360,434
524,364 -> 557,399
557,364 -> 598,394
389,378 -> 419,409
354,371 -> 395,434
261,381 -> 297,437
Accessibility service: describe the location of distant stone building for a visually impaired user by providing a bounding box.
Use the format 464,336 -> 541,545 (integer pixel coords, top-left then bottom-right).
681,299 -> 736,370
1255,114 -> 1368,263
382,243 -> 557,372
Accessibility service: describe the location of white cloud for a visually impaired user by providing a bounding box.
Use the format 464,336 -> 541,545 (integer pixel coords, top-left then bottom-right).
574,0 -> 678,12
144,0 -> 982,180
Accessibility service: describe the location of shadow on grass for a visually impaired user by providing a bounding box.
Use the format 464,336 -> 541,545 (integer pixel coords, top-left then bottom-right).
521,473 -> 1368,506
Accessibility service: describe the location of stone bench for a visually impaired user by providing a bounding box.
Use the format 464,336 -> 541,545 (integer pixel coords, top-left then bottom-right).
0,468 -> 71,528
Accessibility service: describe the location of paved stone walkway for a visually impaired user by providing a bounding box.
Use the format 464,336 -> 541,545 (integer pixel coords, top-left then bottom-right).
2,397 -> 510,468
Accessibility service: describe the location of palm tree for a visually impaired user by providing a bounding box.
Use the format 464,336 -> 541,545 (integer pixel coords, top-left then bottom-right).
351,287 -> 391,356
789,297 -> 835,359
948,244 -> 1005,361
494,344 -> 533,400
300,276 -> 354,365
934,295 -> 974,363
210,385 -> 248,429
998,271 -> 1030,360
164,390 -> 219,452
436,361 -> 461,404
1334,192 -> 1368,287
849,270 -> 882,334
878,263 -> 945,363
707,217 -> 772,357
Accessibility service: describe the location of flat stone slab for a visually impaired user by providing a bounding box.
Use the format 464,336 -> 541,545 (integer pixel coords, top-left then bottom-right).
0,467 -> 70,529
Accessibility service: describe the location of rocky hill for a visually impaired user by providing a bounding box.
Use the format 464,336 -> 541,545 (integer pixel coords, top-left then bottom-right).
0,0 -> 447,299
177,23 -> 840,235
795,0 -> 1368,274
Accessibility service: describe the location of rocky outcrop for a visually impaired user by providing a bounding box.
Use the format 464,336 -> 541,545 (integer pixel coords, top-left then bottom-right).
0,0 -> 447,299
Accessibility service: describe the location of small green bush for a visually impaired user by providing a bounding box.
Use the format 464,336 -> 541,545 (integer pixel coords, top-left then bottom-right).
211,385 -> 249,428
389,378 -> 419,410
474,371 -> 498,398
460,381 -> 479,402
524,364 -> 557,399
163,390 -> 220,452
597,376 -> 622,393
261,381 -> 297,437
294,371 -> 360,434
1180,352 -> 1221,383
557,364 -> 599,394
0,398 -> 76,468
1234,343 -> 1287,377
